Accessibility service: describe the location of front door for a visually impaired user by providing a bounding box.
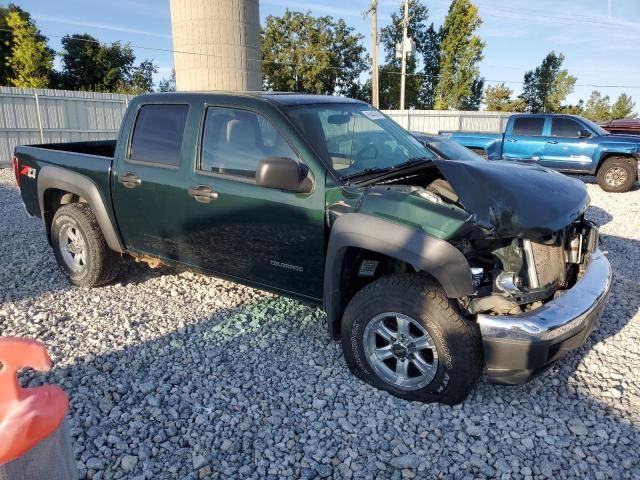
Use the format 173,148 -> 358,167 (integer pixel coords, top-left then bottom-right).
180,105 -> 325,300
502,116 -> 547,163
541,117 -> 597,172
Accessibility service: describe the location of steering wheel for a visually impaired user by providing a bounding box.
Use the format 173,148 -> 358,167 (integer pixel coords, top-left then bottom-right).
355,143 -> 379,164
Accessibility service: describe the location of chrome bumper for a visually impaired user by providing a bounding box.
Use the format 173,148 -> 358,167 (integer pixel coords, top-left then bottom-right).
478,249 -> 612,385
478,249 -> 612,342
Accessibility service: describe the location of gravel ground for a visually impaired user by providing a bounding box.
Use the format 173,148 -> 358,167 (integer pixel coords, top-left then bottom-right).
1,168 -> 639,480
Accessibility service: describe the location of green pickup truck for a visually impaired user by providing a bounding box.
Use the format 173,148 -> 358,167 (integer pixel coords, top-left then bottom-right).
13,92 -> 612,404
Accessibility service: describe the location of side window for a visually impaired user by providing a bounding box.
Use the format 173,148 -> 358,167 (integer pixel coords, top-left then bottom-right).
512,117 -> 545,136
129,104 -> 189,166
200,107 -> 298,178
551,118 -> 582,137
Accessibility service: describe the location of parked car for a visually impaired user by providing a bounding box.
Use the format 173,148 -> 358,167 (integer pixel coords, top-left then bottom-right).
600,118 -> 640,136
440,113 -> 640,192
13,93 -> 611,404
411,132 -> 486,162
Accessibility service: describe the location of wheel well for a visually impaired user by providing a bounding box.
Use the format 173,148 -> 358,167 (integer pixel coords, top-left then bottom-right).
42,188 -> 88,243
330,247 -> 418,339
597,153 -> 638,175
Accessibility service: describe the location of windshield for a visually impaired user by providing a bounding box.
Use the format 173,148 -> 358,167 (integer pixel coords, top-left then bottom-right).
424,136 -> 483,162
284,103 -> 436,178
581,117 -> 610,136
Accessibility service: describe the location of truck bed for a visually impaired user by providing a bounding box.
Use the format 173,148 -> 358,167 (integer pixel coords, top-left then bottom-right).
25,140 -> 117,158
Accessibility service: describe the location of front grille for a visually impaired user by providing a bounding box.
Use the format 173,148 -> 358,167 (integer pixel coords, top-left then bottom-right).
525,240 -> 566,288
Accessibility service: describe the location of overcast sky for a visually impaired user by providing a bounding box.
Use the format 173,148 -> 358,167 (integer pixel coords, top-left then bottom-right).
15,0 -> 640,105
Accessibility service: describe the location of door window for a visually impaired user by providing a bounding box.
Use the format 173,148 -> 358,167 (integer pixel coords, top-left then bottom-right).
551,118 -> 583,137
200,107 -> 299,179
129,104 -> 189,166
512,117 -> 545,136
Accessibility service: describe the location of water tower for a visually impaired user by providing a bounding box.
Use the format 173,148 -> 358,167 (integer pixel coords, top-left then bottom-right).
169,0 -> 261,91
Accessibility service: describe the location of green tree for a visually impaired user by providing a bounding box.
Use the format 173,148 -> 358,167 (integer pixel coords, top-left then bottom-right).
610,93 -> 636,119
379,0 -> 440,109
158,68 -> 176,92
58,34 -> 156,92
127,59 -> 157,94
583,91 -> 611,121
484,82 -> 513,111
3,9 -> 53,87
261,10 -> 368,96
1,4 -> 44,85
434,0 -> 485,110
520,52 -> 576,113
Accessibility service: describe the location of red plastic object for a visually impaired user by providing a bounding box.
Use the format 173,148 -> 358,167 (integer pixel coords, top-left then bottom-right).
0,337 -> 69,465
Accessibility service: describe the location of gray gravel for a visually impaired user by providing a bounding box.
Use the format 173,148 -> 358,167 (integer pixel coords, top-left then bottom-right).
1,168 -> 639,480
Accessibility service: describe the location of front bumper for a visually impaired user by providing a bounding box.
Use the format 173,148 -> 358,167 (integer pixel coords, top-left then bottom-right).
477,249 -> 612,385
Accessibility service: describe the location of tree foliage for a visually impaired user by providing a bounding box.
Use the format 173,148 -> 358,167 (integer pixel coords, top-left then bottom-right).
520,52 -> 576,113
261,10 -> 368,96
484,82 -> 513,111
583,91 -> 637,121
611,93 -> 636,119
434,0 -> 484,110
158,69 -> 176,92
378,0 -> 440,109
1,6 -> 53,88
57,34 -> 157,93
583,91 -> 611,121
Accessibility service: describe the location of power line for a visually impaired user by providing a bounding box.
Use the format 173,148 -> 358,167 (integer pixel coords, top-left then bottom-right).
2,28 -> 640,90
475,1 -> 640,30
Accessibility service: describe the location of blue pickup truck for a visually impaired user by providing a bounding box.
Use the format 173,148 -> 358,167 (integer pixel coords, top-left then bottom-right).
440,114 -> 640,192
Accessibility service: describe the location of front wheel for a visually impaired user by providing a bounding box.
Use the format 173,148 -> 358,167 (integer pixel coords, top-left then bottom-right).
341,274 -> 482,405
597,157 -> 637,193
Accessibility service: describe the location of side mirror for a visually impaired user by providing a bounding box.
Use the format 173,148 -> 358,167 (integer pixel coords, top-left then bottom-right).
256,157 -> 314,194
577,129 -> 591,138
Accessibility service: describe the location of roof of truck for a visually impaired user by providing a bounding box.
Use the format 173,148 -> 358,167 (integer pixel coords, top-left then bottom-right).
135,91 -> 367,107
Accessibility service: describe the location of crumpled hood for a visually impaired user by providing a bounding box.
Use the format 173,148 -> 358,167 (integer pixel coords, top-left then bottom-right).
433,159 -> 590,238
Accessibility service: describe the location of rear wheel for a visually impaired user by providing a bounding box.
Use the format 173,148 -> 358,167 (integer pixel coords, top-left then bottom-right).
341,274 -> 482,405
51,203 -> 120,287
597,157 -> 636,192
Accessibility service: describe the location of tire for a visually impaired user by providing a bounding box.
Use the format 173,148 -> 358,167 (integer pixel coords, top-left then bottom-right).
51,203 -> 121,287
341,274 -> 482,405
597,157 -> 636,193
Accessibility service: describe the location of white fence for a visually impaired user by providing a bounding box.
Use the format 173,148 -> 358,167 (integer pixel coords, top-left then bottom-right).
382,109 -> 514,134
0,87 -> 132,166
0,87 -> 514,167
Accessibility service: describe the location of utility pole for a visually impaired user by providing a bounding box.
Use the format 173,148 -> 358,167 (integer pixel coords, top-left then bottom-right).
371,0 -> 379,107
399,0 -> 409,110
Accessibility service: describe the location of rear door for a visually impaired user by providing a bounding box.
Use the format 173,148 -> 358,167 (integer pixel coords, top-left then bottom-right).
541,117 -> 597,172
111,102 -> 193,259
502,116 -> 547,163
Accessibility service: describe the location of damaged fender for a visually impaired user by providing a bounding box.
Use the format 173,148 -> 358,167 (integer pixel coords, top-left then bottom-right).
323,212 -> 473,339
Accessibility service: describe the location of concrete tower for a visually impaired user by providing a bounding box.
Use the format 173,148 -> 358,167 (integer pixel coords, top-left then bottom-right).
169,0 -> 261,91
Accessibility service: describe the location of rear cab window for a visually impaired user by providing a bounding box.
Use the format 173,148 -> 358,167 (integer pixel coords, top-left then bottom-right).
128,104 -> 189,167
511,117 -> 545,136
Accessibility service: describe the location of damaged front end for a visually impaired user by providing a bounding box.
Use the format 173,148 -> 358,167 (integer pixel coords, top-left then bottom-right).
365,158 -> 612,385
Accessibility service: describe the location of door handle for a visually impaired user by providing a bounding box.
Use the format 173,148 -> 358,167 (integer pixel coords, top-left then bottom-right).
188,185 -> 219,203
506,138 -> 517,143
118,173 -> 142,188
547,140 -> 559,144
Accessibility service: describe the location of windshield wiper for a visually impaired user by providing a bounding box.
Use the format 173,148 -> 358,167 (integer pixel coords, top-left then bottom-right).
343,157 -> 433,184
391,156 -> 433,169
343,167 -> 392,183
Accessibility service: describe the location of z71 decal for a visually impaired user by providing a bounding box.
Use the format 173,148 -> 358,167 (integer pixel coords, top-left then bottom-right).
20,166 -> 36,179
